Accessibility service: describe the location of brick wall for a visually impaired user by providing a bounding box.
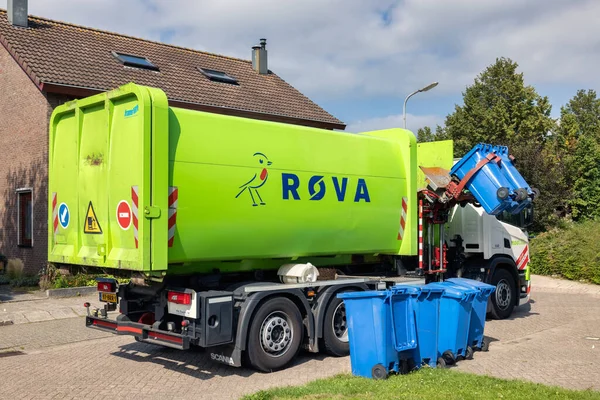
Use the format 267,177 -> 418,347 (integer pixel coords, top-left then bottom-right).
0,46 -> 69,275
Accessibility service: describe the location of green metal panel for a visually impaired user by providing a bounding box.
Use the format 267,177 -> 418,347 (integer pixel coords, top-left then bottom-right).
416,140 -> 454,190
48,83 -> 169,273
167,108 -> 417,266
49,83 -> 419,276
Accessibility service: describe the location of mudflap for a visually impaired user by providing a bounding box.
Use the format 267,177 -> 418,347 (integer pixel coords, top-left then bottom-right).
207,344 -> 242,367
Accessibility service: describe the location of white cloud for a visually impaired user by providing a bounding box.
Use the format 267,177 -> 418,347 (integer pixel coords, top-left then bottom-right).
14,0 -> 600,102
345,113 -> 444,134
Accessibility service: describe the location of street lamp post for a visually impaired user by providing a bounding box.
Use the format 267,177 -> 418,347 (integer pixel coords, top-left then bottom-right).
403,81 -> 439,129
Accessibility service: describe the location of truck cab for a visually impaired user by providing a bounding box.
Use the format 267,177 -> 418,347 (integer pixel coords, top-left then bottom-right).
445,202 -> 532,318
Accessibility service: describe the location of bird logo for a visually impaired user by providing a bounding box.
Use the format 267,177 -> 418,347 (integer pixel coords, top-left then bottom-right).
236,152 -> 272,206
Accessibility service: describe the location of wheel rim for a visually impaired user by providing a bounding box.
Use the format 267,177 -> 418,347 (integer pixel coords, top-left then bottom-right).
496,279 -> 511,310
259,311 -> 294,357
332,302 -> 348,342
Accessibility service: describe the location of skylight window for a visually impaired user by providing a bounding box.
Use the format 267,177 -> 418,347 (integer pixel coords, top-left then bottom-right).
198,67 -> 238,84
112,51 -> 159,71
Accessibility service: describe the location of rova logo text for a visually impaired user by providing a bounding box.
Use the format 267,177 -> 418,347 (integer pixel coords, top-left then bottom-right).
282,173 -> 371,203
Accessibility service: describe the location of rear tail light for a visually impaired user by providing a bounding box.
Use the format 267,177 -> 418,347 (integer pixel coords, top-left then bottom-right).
97,282 -> 115,292
168,291 -> 191,305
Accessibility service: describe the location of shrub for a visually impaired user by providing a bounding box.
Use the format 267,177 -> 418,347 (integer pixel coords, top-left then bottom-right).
530,220 -> 600,284
38,263 -> 59,291
10,276 -> 40,288
51,273 -> 129,289
6,258 -> 24,279
37,264 -> 130,289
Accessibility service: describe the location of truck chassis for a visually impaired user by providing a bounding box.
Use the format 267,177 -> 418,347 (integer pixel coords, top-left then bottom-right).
86,276 -> 396,371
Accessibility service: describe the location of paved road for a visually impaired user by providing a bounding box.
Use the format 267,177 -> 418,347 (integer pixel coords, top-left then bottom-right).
0,276 -> 598,399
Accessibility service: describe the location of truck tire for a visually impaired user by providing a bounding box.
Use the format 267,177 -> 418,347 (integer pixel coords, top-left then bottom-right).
322,296 -> 349,357
490,268 -> 516,319
246,297 -> 303,372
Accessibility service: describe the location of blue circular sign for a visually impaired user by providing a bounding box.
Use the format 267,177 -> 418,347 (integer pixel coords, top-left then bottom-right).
58,203 -> 70,229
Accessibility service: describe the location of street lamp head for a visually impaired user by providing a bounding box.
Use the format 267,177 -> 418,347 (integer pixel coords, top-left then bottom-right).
419,81 -> 439,93
403,81 -> 439,129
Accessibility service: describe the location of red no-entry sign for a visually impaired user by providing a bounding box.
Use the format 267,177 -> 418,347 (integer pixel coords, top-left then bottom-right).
116,200 -> 132,230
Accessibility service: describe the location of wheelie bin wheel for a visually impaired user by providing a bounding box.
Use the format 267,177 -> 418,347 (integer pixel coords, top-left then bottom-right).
497,187 -> 510,200
399,359 -> 416,374
442,350 -> 455,365
481,338 -> 490,352
371,364 -> 389,380
465,346 -> 474,360
436,357 -> 447,369
515,188 -> 528,201
400,360 -> 410,375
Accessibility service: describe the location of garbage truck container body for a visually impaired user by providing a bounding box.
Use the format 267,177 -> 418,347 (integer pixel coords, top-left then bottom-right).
48,83 -> 420,275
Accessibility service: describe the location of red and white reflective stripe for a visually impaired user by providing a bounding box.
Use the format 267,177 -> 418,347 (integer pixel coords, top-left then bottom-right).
418,199 -> 423,270
52,192 -> 58,241
516,245 -> 529,270
131,186 -> 139,249
168,186 -> 178,247
397,197 -> 408,240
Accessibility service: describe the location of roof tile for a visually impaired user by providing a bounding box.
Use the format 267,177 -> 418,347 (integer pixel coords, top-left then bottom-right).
0,10 -> 344,128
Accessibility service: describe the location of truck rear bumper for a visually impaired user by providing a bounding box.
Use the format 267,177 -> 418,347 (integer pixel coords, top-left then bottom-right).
86,316 -> 190,350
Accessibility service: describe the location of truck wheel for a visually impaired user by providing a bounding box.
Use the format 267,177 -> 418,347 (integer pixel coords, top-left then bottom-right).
490,268 -> 516,319
246,297 -> 303,372
322,296 -> 349,357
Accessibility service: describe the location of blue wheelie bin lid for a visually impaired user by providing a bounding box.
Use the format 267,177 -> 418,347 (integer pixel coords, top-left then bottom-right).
446,278 -> 496,297
337,290 -> 387,300
390,285 -> 421,296
426,282 -> 478,302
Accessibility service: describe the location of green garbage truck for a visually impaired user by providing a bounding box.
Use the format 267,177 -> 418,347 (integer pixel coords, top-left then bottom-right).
48,83 -> 532,371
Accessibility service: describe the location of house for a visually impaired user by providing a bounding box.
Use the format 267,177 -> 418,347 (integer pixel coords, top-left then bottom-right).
0,1 -> 345,275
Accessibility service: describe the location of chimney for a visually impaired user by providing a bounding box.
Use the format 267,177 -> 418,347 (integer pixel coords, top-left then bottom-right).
252,38 -> 268,75
8,0 -> 28,28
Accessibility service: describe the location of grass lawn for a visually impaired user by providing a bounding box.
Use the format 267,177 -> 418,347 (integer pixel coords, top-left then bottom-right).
242,369 -> 600,400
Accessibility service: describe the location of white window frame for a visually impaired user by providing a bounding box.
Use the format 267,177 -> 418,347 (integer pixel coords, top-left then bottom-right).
16,187 -> 34,247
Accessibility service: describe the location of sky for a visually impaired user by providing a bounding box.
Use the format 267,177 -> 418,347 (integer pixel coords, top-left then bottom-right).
6,0 -> 600,133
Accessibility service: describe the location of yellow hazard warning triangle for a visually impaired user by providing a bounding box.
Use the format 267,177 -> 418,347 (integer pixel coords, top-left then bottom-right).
84,201 -> 102,234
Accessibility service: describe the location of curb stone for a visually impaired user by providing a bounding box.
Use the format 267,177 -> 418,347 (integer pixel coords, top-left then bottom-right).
46,286 -> 97,298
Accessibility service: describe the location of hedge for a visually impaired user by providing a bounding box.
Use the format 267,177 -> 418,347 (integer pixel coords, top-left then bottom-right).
530,220 -> 600,284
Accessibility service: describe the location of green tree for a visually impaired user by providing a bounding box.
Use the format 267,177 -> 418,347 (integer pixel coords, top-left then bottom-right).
570,135 -> 600,219
441,57 -> 554,155
559,89 -> 600,141
555,90 -> 600,220
416,125 -> 447,143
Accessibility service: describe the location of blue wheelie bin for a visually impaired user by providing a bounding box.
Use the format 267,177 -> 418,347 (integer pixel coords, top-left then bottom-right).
446,278 -> 496,351
403,284 -> 445,369
338,288 -> 418,379
427,282 -> 477,364
450,143 -> 517,215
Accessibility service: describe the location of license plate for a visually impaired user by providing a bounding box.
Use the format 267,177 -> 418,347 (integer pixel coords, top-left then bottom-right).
100,292 -> 117,303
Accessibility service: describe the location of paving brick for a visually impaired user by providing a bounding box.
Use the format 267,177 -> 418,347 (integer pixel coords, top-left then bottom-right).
48,307 -> 78,320
24,310 -> 53,323
1,312 -> 27,325
0,276 -> 598,399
